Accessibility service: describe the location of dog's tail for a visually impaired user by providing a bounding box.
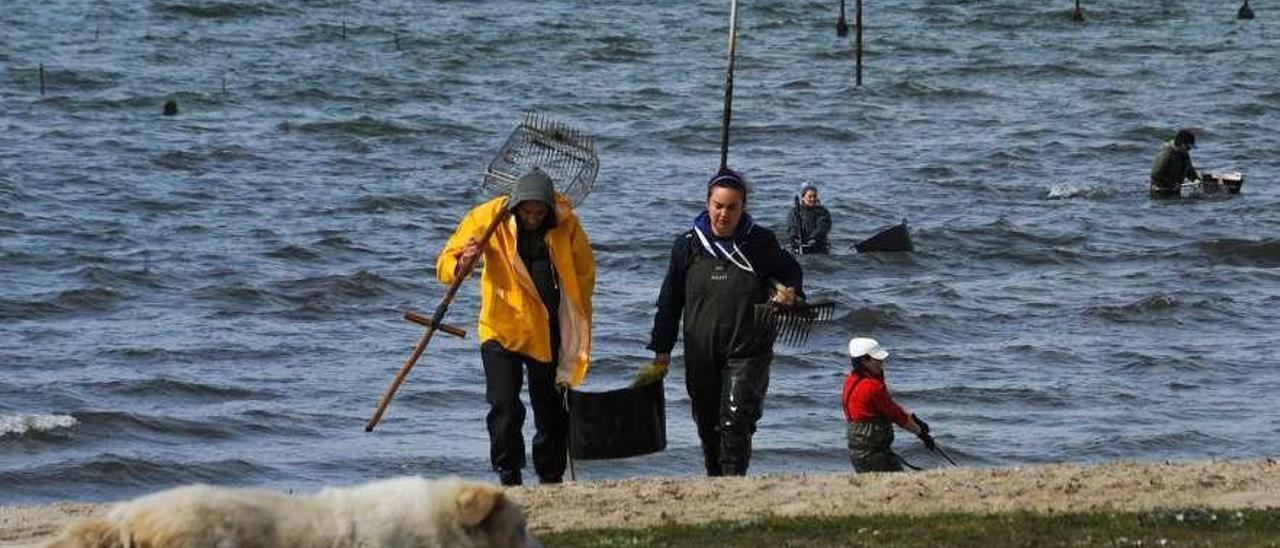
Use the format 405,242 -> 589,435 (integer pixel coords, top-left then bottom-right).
42,518 -> 127,548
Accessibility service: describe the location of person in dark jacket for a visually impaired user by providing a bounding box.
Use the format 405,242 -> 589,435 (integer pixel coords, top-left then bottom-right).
648,167 -> 805,476
842,338 -> 935,473
1150,129 -> 1200,197
786,184 -> 832,255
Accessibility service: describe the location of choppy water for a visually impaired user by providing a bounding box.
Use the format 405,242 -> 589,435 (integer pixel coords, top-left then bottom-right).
2,0 -> 1278,504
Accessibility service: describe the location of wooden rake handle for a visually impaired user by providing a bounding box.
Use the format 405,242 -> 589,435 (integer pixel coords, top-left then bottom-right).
365,205 -> 509,432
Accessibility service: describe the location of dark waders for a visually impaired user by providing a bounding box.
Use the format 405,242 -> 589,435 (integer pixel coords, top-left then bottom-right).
482,225 -> 567,486
481,328 -> 566,485
682,253 -> 773,476
847,416 -> 904,472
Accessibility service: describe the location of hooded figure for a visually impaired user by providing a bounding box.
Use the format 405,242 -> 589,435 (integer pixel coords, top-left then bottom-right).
786,183 -> 832,255
648,167 -> 805,476
437,168 -> 595,486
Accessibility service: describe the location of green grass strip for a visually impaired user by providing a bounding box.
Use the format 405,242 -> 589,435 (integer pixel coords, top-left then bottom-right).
541,508 -> 1280,547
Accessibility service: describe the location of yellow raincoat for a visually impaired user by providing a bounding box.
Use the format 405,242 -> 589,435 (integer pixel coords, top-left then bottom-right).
436,194 -> 595,386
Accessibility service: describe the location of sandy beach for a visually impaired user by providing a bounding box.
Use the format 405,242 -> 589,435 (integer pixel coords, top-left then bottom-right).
3,459 -> 1277,546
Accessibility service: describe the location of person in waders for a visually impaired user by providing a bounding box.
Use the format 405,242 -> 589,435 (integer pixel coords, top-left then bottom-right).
648,167 -> 805,476
786,183 -> 831,255
1150,129 -> 1201,198
436,168 -> 595,486
843,338 -> 936,473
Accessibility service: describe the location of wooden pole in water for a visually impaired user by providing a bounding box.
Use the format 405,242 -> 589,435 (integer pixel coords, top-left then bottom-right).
39,63 -> 45,96
718,0 -> 740,171
837,0 -> 848,37
855,0 -> 863,87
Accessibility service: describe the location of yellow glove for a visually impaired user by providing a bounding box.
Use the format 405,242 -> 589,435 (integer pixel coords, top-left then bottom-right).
631,361 -> 668,388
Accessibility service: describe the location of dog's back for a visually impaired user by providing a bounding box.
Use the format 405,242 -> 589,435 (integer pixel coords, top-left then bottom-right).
43,518 -> 121,548
44,477 -> 540,548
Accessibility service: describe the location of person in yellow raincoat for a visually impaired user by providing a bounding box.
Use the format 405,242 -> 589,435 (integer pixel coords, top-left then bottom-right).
437,168 -> 595,486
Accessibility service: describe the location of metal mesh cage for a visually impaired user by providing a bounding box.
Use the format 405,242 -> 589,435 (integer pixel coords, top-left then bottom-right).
481,112 -> 599,207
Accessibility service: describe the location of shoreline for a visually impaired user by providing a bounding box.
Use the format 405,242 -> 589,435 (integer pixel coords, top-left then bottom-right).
3,459 -> 1278,546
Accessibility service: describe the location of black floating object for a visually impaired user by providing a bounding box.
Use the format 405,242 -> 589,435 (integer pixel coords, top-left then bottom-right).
162,100 -> 178,116
568,380 -> 666,460
1239,0 -> 1254,20
755,300 -> 836,346
855,220 -> 913,253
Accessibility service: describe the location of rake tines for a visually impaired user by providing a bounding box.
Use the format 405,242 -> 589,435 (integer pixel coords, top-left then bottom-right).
482,111 -> 599,207
754,300 -> 836,346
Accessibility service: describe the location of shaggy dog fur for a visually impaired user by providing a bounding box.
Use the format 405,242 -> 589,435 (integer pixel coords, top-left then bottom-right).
43,476 -> 540,548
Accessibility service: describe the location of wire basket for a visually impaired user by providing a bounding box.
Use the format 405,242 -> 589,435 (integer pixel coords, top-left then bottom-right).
482,112 -> 599,207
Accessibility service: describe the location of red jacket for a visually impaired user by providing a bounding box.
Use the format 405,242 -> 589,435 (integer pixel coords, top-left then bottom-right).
842,371 -> 910,427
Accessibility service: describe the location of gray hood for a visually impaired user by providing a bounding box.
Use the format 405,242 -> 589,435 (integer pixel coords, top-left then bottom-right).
507,168 -> 558,229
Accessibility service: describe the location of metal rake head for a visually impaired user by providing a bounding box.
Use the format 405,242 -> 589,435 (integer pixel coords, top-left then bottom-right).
482,112 -> 599,207
754,300 -> 836,346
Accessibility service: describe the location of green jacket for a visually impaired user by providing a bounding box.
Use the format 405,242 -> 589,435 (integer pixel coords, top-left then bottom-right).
1150,141 -> 1197,190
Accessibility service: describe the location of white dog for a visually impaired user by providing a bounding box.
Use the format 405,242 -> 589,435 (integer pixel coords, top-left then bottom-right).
43,476 -> 541,548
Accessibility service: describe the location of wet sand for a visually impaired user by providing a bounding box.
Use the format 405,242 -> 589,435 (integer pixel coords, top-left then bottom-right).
3,459 -> 1278,546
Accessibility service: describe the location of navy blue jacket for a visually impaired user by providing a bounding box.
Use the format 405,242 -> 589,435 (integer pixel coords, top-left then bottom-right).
647,225 -> 804,354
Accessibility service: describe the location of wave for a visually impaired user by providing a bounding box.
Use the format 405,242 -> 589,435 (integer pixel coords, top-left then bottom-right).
315,235 -> 376,254
74,265 -> 169,290
271,270 -> 408,303
1077,430 -> 1236,459
905,386 -> 1070,408
0,454 -> 278,496
72,411 -> 240,440
265,244 -> 322,261
152,1 -> 285,19
105,345 -> 291,365
1197,238 -> 1280,268
151,150 -> 207,172
737,123 -> 860,143
585,36 -> 652,62
1085,293 -> 1179,321
0,287 -> 124,321
0,414 -> 77,438
886,80 -> 994,101
347,194 -> 449,214
294,116 -> 418,138
1046,184 -> 1119,200
838,304 -> 906,331
924,219 -> 1087,265
1111,353 -> 1206,372
97,378 -> 270,402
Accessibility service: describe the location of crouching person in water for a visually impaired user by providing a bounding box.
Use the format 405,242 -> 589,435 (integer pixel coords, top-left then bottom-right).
648,167 -> 805,476
1149,129 -> 1200,198
843,338 -> 935,472
437,168 -> 595,486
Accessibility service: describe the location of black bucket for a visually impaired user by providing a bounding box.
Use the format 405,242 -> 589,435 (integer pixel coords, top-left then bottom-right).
568,380 -> 666,460
855,221 -> 913,253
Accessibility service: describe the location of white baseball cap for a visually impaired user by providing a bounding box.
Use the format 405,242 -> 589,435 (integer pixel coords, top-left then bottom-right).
848,337 -> 888,360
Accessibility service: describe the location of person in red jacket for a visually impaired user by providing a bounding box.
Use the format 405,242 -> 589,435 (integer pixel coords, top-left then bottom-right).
842,338 -> 936,472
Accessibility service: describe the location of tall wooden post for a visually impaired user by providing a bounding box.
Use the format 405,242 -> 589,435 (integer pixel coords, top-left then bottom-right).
39,63 -> 46,96
837,0 -> 848,37
855,0 -> 863,87
718,0 -> 740,171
